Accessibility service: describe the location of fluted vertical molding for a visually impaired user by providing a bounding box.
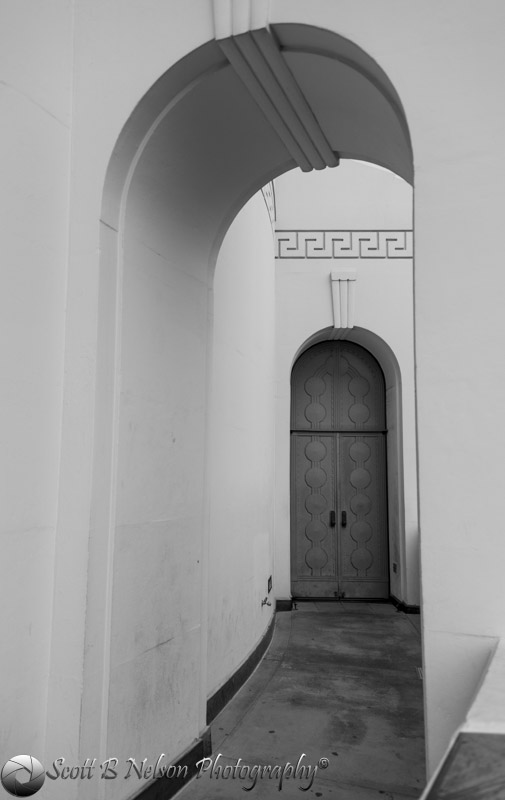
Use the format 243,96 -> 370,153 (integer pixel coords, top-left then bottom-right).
212,0 -> 270,40
331,270 -> 357,329
212,2 -> 338,173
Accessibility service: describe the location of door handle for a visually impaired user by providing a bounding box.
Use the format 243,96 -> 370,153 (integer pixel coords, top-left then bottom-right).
330,510 -> 336,527
341,511 -> 347,527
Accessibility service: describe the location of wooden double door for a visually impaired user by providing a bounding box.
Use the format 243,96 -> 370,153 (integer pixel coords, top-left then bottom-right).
291,341 -> 389,599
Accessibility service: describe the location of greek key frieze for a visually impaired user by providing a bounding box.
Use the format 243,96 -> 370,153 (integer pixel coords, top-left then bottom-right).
275,230 -> 413,259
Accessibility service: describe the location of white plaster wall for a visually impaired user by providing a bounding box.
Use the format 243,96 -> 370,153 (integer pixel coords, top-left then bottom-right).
273,163 -> 418,608
2,0 -> 505,789
90,179 -> 275,791
105,228 -> 208,782
42,8 -> 223,791
274,161 -> 413,230
206,192 -> 276,696
94,112 -> 219,795
403,8 -> 505,770
80,78 -> 277,800
0,0 -> 73,758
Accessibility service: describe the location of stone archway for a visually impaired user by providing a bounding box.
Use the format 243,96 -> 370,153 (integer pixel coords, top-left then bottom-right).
80,19 -> 413,781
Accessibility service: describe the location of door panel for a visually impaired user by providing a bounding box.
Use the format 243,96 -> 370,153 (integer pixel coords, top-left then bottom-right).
291,341 -> 385,433
290,342 -> 389,599
338,434 -> 388,598
291,434 -> 337,595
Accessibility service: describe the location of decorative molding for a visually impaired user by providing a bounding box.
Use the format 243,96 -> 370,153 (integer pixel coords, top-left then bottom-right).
276,230 -> 413,259
213,0 -> 271,40
216,27 -> 338,172
261,181 -> 276,225
249,28 -> 338,169
331,270 -> 357,329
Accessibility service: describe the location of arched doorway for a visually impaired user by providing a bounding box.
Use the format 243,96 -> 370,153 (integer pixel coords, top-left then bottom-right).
291,340 -> 389,599
74,17 -> 413,782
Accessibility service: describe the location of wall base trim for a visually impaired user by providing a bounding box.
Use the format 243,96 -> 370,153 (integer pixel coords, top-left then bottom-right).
390,594 -> 420,614
129,728 -> 211,800
292,596 -> 390,605
206,614 -> 276,724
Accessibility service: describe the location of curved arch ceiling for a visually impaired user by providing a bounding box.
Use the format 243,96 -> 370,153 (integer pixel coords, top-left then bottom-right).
104,23 -> 412,264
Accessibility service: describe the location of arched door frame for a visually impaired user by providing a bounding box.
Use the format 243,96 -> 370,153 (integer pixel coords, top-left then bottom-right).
289,326 -> 408,605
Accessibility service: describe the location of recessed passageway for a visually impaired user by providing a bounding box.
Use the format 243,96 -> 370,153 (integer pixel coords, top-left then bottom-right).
176,603 -> 425,799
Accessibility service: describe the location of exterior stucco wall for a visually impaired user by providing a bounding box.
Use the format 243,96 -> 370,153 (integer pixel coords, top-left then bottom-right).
0,0 -> 73,759
207,191 -> 276,697
1,2 -> 505,792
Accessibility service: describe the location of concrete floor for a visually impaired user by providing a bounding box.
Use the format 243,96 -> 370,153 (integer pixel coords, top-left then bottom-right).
176,602 -> 425,799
